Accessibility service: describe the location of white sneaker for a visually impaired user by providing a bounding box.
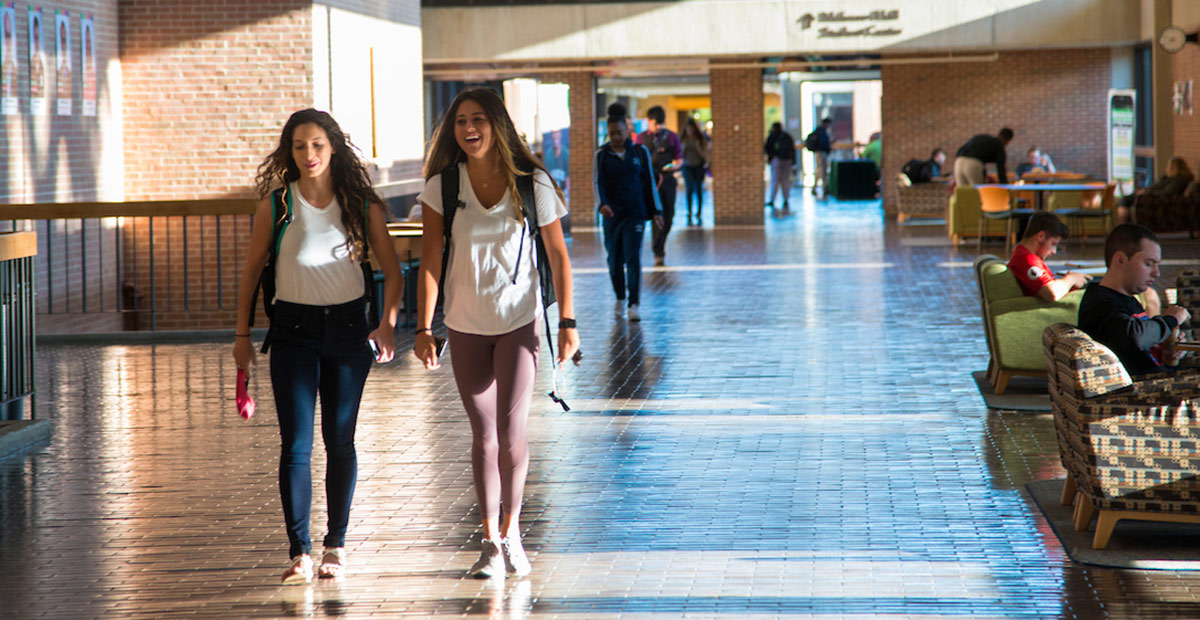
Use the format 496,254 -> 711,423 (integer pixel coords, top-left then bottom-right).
467,539 -> 505,579
627,304 -> 641,322
500,537 -> 532,576
614,300 -> 625,318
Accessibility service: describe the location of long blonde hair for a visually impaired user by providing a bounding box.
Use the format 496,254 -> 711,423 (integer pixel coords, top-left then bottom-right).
1167,156 -> 1194,181
424,88 -> 564,209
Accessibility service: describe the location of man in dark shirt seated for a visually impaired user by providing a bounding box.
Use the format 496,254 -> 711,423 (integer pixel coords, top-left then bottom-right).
1078,224 -> 1190,376
954,128 -> 1013,187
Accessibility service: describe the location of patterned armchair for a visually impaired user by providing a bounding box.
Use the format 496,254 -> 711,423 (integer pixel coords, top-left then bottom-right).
894,174 -> 948,222
1043,323 -> 1200,549
1130,191 -> 1200,234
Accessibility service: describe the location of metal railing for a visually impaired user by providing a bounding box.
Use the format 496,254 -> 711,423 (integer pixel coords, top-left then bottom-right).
0,199 -> 257,332
1,232 -> 37,419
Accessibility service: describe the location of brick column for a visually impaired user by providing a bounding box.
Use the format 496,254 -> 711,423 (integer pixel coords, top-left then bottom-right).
543,71 -> 596,226
710,66 -> 764,225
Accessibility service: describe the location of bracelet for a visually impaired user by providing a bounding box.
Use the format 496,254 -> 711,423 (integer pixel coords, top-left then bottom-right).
558,318 -> 577,329
235,333 -> 251,337
415,327 -> 432,335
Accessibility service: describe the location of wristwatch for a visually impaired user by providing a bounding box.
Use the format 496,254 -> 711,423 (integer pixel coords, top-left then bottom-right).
558,318 -> 576,329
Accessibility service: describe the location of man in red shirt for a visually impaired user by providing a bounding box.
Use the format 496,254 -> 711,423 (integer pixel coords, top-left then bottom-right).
1007,212 -> 1091,301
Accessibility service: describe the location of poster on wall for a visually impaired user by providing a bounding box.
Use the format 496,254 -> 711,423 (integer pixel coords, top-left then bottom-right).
80,13 -> 93,116
54,9 -> 70,116
28,6 -> 46,114
1,3 -> 17,115
1108,89 -> 1135,197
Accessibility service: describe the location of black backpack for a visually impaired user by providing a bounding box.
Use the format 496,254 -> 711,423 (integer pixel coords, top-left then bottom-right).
902,158 -> 929,183
803,129 -> 822,152
251,186 -> 377,353
438,166 -> 565,375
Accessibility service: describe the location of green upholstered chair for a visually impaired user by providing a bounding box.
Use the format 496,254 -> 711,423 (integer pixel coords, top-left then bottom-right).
948,186 -> 1008,246
974,255 -> 1083,393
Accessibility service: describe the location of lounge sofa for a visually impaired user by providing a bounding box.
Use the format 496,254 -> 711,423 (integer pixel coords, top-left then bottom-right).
1043,323 -> 1200,549
894,174 -> 948,222
1130,190 -> 1200,235
974,255 -> 1083,393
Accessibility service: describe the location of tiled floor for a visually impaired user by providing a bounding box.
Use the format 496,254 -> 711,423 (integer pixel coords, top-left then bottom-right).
4,188 -> 1200,619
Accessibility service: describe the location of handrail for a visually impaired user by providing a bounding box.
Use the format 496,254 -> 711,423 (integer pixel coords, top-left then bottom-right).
0,232 -> 37,261
0,199 -> 257,220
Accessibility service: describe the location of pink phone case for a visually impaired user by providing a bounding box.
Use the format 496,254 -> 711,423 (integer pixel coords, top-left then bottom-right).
236,368 -> 255,420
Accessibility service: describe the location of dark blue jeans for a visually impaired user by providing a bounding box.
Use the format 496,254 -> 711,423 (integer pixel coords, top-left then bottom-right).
602,215 -> 645,306
268,297 -> 373,558
682,165 -> 705,219
651,172 -> 676,258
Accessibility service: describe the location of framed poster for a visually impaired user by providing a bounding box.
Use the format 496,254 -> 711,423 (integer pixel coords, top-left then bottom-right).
80,13 -> 93,116
54,9 -> 70,116
28,6 -> 46,114
1,3 -> 17,115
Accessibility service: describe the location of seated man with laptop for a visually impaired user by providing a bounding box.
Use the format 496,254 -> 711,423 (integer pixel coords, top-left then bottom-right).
1007,212 -> 1091,301
1078,224 -> 1191,375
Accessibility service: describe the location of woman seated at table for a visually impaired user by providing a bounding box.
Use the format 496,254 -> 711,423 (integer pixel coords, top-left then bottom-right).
1117,156 -> 1194,223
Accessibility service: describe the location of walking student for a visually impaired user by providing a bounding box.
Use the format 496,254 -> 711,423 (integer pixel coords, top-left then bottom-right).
413,88 -> 580,579
680,117 -> 709,225
595,113 -> 664,322
764,122 -> 796,211
233,109 -> 403,584
638,105 -> 681,266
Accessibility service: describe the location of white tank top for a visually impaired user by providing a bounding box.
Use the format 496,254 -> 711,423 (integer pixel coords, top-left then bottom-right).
274,183 -> 365,306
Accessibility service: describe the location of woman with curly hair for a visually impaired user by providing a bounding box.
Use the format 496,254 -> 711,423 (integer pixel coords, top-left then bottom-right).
233,108 -> 403,584
414,88 -> 579,579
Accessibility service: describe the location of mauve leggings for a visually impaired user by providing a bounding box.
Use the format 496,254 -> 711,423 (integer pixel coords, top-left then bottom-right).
448,321 -> 539,520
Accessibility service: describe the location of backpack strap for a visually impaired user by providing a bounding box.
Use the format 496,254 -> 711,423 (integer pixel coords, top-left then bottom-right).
359,196 -> 379,330
254,187 -> 292,353
515,170 -> 561,376
438,165 -> 461,304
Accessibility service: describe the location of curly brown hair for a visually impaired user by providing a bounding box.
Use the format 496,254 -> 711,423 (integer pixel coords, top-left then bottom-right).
423,88 -> 563,209
254,109 -> 383,262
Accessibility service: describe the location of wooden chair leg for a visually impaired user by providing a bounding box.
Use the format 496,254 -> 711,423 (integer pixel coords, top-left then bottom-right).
1092,510 -> 1119,549
1060,474 -> 1076,506
951,233 -> 960,247
1073,494 -> 1095,531
992,369 -> 1012,395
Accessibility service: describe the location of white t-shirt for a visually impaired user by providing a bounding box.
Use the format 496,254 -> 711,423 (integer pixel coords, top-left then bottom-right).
274,183 -> 366,306
417,165 -> 568,335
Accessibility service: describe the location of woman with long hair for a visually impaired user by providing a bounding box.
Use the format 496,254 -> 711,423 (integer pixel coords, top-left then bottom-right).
1118,156 -> 1195,222
234,108 -> 403,584
414,88 -> 579,579
680,117 -> 709,225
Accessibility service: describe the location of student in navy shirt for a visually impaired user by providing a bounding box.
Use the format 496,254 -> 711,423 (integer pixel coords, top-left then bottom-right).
594,114 -> 663,322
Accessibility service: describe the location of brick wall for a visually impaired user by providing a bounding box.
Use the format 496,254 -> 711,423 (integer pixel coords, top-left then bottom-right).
119,1 -> 313,330
542,71 -> 595,226
0,1 -> 124,333
709,66 -> 764,225
881,49 -> 1111,217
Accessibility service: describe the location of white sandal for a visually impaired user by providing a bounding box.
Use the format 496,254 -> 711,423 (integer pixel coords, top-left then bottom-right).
281,554 -> 314,585
318,547 -> 346,579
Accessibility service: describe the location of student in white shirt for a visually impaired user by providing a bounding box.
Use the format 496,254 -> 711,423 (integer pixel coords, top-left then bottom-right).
414,88 -> 579,579
233,109 -> 403,585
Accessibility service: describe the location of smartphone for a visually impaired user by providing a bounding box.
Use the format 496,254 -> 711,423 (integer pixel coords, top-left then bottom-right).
435,336 -> 448,359
368,339 -> 381,360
